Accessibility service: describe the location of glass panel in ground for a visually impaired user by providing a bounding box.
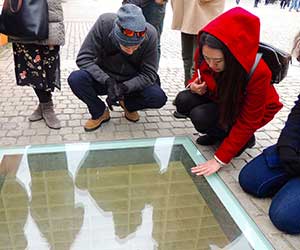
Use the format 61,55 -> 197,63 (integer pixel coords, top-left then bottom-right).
0,145 -> 253,250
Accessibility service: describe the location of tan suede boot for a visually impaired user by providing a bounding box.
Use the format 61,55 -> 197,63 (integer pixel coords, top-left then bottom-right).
40,101 -> 61,129
119,100 -> 140,122
29,104 -> 43,122
84,109 -> 110,132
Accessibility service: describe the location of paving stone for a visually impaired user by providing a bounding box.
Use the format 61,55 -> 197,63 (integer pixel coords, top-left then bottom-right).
131,131 -> 146,138
230,159 -> 247,171
251,197 -> 272,215
67,120 -> 81,127
116,124 -> 130,132
267,234 -> 296,250
59,127 -> 73,135
144,123 -> 159,130
29,136 -> 46,145
63,134 -> 80,141
0,137 -> 17,146
145,110 -> 159,116
114,131 -> 132,139
145,130 -> 160,138
157,122 -> 172,129
80,133 -> 97,141
283,234 -> 300,250
158,129 -> 174,137
16,136 -> 31,146
6,130 -> 23,137
46,135 -> 63,144
146,116 -> 160,123
161,116 -> 175,122
171,121 -> 186,128
2,122 -> 17,130
23,129 -> 37,136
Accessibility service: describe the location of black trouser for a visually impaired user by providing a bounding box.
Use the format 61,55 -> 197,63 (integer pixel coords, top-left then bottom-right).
280,0 -> 288,7
34,89 -> 52,103
175,90 -> 227,138
181,33 -> 198,86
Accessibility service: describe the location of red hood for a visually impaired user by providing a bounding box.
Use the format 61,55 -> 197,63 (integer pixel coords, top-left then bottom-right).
199,7 -> 260,73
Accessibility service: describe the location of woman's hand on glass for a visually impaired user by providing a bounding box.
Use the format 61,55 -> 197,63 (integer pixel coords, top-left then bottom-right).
191,158 -> 221,176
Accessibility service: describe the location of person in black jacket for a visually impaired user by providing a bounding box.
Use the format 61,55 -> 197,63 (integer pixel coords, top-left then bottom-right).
68,4 -> 167,132
239,94 -> 300,234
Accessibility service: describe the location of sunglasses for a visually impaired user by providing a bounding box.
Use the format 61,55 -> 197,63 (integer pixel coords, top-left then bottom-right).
117,23 -> 146,38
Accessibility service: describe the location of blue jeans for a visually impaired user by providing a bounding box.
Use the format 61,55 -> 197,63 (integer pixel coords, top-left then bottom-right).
289,0 -> 300,10
68,70 -> 167,119
142,1 -> 166,64
239,145 -> 300,234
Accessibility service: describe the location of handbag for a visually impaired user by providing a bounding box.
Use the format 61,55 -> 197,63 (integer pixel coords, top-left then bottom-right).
1,0 -> 49,40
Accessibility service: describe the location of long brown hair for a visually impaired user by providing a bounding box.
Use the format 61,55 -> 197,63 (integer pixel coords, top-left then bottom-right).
199,33 -> 248,127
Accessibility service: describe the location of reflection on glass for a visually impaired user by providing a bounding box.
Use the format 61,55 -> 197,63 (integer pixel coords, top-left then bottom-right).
27,151 -> 84,250
0,141 -> 255,250
0,154 -> 29,250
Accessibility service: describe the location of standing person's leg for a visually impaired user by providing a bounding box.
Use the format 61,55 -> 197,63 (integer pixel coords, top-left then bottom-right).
181,33 -> 198,86
289,0 -> 296,10
68,70 -> 110,131
142,1 -> 166,64
254,0 -> 259,7
12,43 -> 62,129
296,0 -> 300,10
239,145 -> 290,197
269,178 -> 300,234
283,0 -> 288,8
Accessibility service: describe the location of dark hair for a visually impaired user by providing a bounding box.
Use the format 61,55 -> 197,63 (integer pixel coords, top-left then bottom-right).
199,32 -> 248,127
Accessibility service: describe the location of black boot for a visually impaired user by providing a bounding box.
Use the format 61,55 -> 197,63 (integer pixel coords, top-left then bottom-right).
173,110 -> 188,119
196,135 -> 220,146
235,135 -> 256,157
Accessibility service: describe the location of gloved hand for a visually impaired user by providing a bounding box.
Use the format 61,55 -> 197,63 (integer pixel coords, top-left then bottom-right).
106,78 -> 119,110
105,78 -> 128,110
279,146 -> 300,176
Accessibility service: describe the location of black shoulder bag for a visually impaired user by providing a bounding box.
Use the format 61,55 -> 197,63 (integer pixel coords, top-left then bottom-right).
1,0 -> 49,40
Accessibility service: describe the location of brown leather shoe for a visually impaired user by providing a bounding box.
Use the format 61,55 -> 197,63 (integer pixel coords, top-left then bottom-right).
84,109 -> 110,132
119,100 -> 140,122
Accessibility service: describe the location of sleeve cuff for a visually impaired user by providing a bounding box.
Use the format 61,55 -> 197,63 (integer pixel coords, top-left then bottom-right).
214,155 -> 226,166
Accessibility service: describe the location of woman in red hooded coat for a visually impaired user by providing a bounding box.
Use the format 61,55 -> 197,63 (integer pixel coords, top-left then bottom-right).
174,7 -> 283,176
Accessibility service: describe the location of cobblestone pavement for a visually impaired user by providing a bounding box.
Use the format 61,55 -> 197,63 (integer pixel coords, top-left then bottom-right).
0,0 -> 300,249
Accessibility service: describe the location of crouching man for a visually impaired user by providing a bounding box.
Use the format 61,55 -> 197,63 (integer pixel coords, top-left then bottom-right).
68,4 -> 167,131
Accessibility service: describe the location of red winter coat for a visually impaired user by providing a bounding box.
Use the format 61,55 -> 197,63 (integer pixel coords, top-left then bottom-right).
190,7 -> 283,164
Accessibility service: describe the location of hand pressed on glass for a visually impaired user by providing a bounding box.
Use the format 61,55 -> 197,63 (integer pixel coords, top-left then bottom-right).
191,158 -> 222,176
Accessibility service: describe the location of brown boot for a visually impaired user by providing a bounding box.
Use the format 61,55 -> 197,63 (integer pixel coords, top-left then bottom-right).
40,101 -> 61,129
84,109 -> 110,132
119,100 -> 139,122
29,104 -> 43,122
